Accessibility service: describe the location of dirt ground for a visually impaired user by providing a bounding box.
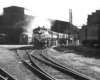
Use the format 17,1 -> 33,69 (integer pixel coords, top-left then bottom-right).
47,46 -> 100,80
0,45 -> 38,80
1,45 -> 100,80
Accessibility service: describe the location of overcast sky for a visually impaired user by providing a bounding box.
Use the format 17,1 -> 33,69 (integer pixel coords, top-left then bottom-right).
0,0 -> 100,28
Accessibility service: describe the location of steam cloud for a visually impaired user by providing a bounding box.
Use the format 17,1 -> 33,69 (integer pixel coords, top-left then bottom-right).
14,16 -> 55,35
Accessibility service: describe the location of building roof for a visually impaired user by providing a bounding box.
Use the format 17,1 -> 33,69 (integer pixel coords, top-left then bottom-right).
3,5 -> 24,9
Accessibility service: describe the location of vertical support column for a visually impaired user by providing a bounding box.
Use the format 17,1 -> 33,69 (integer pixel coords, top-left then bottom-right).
52,33 -> 53,46
69,9 -> 73,45
72,37 -> 74,45
66,39 -> 68,45
72,35 -> 74,45
76,39 -> 79,45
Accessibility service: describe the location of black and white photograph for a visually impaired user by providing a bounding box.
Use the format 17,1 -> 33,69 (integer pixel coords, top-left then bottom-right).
0,0 -> 100,80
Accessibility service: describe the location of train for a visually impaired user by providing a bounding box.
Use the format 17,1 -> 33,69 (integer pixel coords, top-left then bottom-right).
0,33 -> 13,44
32,26 -> 68,48
20,32 -> 32,44
0,32 -> 32,44
0,26 -> 69,47
79,24 -> 100,46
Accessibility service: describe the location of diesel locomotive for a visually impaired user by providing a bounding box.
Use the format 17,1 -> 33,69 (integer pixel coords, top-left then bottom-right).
32,26 -> 68,48
32,26 -> 50,48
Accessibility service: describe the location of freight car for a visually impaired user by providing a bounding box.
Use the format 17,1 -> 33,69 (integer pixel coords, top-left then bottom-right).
79,24 -> 100,46
20,32 -> 32,44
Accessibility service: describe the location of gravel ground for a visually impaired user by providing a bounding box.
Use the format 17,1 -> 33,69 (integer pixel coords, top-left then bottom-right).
45,46 -> 100,80
0,45 -> 39,80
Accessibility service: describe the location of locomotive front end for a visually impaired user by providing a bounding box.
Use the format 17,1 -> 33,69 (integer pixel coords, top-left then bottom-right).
32,27 -> 50,48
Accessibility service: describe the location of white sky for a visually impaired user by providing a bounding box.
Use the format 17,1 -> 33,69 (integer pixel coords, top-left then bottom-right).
0,0 -> 100,28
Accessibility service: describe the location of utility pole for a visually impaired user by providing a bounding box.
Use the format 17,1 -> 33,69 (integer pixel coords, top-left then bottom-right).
69,9 -> 73,45
58,21 -> 60,46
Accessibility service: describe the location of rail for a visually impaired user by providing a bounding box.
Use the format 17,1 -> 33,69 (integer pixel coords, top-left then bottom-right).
16,49 -> 56,80
41,48 -> 96,80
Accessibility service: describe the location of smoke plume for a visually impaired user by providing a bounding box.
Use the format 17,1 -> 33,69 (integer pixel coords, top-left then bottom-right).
14,16 -> 55,34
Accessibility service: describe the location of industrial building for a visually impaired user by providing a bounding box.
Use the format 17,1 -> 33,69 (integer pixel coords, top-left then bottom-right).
87,10 -> 100,25
0,6 -> 79,45
0,6 -> 34,44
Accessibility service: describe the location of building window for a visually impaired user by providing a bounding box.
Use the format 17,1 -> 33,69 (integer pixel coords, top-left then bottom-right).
92,30 -> 94,36
92,29 -> 98,36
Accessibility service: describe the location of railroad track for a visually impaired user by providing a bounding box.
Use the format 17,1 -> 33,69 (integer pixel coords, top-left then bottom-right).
27,48 -> 96,80
16,49 -> 56,80
0,67 -> 16,80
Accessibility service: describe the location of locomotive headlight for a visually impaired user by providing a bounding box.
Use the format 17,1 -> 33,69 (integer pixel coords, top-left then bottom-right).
45,40 -> 47,43
45,35 -> 48,37
43,35 -> 45,37
23,36 -> 26,38
42,35 -> 46,38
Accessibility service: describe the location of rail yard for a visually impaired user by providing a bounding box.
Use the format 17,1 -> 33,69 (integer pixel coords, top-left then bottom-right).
1,5 -> 100,80
0,45 -> 100,80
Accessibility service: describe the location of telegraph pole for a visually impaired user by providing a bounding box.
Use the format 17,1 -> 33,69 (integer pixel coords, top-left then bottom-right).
69,9 -> 73,45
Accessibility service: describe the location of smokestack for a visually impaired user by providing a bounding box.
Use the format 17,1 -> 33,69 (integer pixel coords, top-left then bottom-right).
69,9 -> 73,24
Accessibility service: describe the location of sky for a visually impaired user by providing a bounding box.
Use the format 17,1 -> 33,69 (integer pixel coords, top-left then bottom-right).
0,0 -> 100,29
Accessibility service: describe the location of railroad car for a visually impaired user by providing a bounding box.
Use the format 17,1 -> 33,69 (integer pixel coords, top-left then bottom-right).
20,32 -> 32,44
48,31 -> 68,46
49,31 -> 58,46
79,24 -> 100,46
0,33 -> 12,44
0,33 -> 5,44
58,33 -> 67,45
